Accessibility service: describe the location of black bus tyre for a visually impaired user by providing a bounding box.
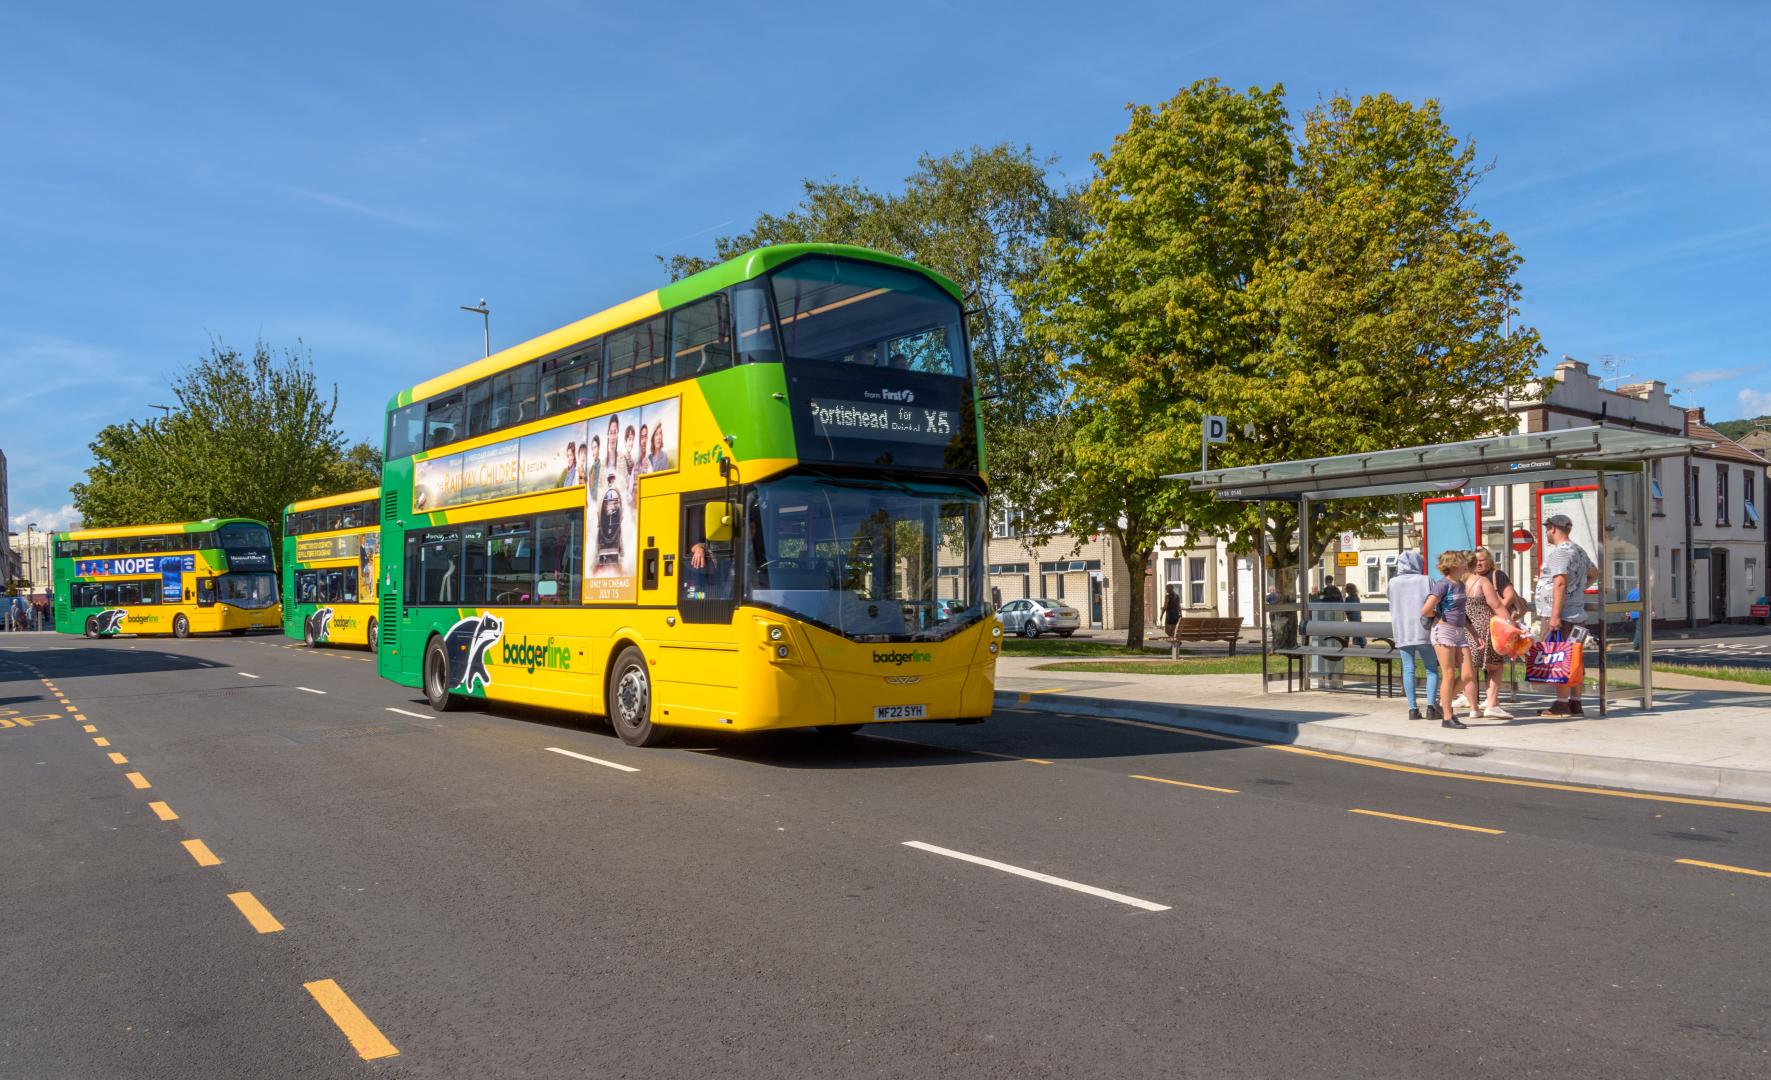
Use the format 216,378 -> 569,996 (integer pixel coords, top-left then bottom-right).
608,645 -> 669,747
173,614 -> 190,638
423,636 -> 464,712
304,619 -> 318,648
367,618 -> 378,652
84,616 -> 98,639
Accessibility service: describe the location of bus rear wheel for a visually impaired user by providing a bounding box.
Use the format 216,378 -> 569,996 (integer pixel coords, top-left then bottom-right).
423,636 -> 463,712
607,645 -> 669,747
366,618 -> 378,652
84,616 -> 98,639
173,615 -> 190,638
304,619 -> 318,648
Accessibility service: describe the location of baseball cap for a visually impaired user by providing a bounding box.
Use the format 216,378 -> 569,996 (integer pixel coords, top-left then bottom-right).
1544,513 -> 1574,530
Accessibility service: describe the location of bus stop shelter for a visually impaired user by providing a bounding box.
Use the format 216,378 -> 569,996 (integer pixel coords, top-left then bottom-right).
1167,425 -> 1714,714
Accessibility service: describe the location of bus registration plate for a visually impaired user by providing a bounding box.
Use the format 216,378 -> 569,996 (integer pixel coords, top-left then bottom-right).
874,704 -> 926,721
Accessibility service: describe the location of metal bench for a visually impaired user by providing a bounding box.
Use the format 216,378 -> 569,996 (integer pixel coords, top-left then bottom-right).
1275,618 -> 1399,697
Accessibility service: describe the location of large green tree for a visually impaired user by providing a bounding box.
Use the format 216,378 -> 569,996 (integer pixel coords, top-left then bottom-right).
71,339 -> 373,539
665,144 -> 1084,517
1025,81 -> 1544,645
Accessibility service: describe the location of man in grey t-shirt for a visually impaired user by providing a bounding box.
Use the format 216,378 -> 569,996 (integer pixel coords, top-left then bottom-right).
1533,513 -> 1592,716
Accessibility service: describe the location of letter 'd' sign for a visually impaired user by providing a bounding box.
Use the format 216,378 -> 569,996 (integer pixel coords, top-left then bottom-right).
1203,415 -> 1229,444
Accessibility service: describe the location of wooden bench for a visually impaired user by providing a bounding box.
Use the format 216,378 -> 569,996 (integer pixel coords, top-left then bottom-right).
1167,616 -> 1245,655
1275,618 -> 1400,697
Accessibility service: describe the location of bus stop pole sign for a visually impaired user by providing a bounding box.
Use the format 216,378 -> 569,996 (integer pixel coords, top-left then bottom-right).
1201,415 -> 1228,470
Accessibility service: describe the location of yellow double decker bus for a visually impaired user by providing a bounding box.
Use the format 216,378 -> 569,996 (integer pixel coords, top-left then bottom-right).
52,518 -> 282,638
378,244 -> 998,745
282,489 -> 382,648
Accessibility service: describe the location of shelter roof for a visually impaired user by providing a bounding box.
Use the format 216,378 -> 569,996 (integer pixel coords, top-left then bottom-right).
1166,425 -> 1710,501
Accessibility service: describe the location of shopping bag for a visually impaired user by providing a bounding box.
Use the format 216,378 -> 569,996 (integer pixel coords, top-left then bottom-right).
1525,632 -> 1585,685
1489,616 -> 1532,660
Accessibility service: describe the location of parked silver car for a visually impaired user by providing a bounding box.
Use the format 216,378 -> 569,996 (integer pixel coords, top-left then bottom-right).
997,597 -> 1081,638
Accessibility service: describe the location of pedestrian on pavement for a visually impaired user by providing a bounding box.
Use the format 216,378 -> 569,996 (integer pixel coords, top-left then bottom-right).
1422,550 -> 1478,729
1533,514 -> 1593,717
1162,586 -> 1181,641
1342,581 -> 1365,647
1465,549 -> 1513,720
1385,551 -> 1440,720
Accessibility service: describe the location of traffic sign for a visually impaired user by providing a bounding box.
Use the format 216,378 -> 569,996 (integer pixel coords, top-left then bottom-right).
1511,526 -> 1533,553
1335,551 -> 1359,567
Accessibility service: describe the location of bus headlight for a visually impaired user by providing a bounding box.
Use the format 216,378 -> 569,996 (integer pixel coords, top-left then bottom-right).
991,624 -> 1003,638
775,644 -> 790,660
988,642 -> 999,654
768,626 -> 784,641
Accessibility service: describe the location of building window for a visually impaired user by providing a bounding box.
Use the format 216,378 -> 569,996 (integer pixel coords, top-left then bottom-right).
1670,548 -> 1680,600
1650,459 -> 1664,516
1717,464 -> 1731,525
990,506 -> 1021,539
1366,557 -> 1381,595
1187,556 -> 1207,606
1689,465 -> 1701,524
1467,485 -> 1495,513
1746,557 -> 1758,592
1745,471 -> 1759,529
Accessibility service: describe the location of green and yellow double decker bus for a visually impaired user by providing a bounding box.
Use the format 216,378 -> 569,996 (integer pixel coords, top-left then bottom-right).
282,488 -> 382,648
52,519 -> 282,638
378,244 -> 997,745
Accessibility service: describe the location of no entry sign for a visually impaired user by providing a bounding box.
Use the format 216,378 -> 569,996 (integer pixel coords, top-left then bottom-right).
1511,526 -> 1534,553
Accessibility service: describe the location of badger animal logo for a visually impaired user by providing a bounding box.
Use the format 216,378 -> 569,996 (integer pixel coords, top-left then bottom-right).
441,612 -> 503,693
94,609 -> 127,635
305,607 -> 334,644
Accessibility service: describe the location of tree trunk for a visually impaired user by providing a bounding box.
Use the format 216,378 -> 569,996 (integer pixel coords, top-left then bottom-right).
1120,541 -> 1154,649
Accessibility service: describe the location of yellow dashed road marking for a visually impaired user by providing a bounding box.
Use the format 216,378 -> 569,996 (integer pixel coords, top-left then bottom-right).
304,979 -> 399,1060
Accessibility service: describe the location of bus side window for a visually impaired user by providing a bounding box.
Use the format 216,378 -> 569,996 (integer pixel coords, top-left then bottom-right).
670,294 -> 732,380
535,512 -> 582,605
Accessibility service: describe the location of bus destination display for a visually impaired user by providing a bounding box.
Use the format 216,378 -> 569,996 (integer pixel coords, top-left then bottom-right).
807,398 -> 958,445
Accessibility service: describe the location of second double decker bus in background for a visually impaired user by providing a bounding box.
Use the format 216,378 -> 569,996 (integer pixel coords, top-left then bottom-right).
378,243 -> 998,745
51,519 -> 282,638
282,488 -> 382,649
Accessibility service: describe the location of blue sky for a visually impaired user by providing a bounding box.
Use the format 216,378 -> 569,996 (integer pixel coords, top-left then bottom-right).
5,1 -> 1768,531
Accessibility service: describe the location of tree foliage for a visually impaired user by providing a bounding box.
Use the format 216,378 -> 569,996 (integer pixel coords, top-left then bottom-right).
70,340 -> 370,540
665,145 -> 1084,515
1024,81 -> 1545,644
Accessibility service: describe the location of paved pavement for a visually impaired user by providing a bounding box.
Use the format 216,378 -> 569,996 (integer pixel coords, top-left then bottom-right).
996,653 -> 1771,803
3,633 -> 1770,1077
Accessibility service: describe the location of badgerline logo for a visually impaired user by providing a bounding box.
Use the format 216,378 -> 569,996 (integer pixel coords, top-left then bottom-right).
502,636 -> 571,674
873,649 -> 932,666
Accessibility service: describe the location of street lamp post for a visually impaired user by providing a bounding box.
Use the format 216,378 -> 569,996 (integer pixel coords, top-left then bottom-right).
460,299 -> 490,358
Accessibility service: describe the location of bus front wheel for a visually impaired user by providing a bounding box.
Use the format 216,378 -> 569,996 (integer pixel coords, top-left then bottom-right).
173,615 -> 190,638
423,637 -> 463,712
304,619 -> 318,648
608,645 -> 669,747
83,616 -> 98,639
367,618 -> 378,652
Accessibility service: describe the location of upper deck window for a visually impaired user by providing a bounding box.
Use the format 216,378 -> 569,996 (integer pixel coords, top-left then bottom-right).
768,257 -> 967,379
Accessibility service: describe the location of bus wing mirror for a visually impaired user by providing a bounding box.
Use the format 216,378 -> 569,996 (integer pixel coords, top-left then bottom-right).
704,502 -> 735,543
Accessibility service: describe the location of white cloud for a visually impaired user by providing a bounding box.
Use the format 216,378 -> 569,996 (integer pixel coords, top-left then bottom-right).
1739,388 -> 1771,417
1686,366 -> 1755,385
11,504 -> 82,532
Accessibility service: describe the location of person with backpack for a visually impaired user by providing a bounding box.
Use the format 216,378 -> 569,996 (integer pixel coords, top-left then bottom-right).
1421,550 -> 1479,729
1385,551 -> 1440,721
